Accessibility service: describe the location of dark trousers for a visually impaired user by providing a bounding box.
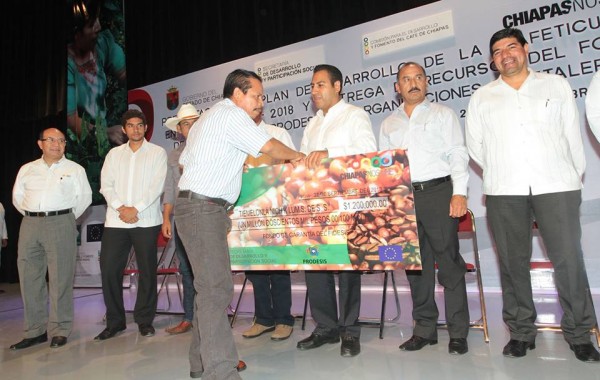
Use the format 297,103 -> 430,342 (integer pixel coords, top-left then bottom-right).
305,271 -> 361,338
486,190 -> 597,344
100,226 -> 160,328
246,271 -> 294,326
410,181 -> 469,339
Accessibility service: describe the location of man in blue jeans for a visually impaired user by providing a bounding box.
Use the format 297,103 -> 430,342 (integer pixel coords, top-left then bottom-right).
242,113 -> 296,341
163,104 -> 248,373
162,104 -> 200,334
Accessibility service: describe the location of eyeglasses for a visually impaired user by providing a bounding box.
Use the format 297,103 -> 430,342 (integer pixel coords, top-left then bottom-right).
41,137 -> 67,144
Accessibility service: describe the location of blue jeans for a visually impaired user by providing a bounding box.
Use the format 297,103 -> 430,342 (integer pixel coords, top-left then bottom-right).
246,271 -> 294,326
174,222 -> 195,322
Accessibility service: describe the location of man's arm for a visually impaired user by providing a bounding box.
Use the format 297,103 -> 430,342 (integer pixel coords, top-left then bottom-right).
260,138 -> 305,163
73,165 -> 92,219
465,95 -> 485,170
560,78 -> 586,178
444,109 -> 469,218
161,203 -> 173,239
587,71 -> 600,142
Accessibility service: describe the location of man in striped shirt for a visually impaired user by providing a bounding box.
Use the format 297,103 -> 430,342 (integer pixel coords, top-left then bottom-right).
176,69 -> 304,380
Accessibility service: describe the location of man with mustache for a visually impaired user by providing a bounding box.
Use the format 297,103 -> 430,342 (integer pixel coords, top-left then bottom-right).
176,69 -> 304,379
380,62 -> 470,355
11,128 -> 92,349
466,27 -> 599,362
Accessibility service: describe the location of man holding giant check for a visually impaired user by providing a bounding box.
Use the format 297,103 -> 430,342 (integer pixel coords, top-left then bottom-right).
296,64 -> 377,358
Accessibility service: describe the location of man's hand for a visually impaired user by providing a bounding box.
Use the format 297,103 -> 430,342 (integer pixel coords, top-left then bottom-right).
117,205 -> 139,224
161,218 -> 172,239
290,152 -> 306,167
449,195 -> 467,218
305,150 -> 328,169
1,238 -> 7,248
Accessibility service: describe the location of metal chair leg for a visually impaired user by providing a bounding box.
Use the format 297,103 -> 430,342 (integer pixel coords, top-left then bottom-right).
378,271 -> 389,339
301,288 -> 309,331
230,275 -> 248,328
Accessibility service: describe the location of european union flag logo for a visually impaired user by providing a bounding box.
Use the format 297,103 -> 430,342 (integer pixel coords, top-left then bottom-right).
378,245 -> 403,262
86,223 -> 104,242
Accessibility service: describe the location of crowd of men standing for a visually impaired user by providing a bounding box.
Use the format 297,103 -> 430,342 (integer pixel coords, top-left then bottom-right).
5,26 -> 600,379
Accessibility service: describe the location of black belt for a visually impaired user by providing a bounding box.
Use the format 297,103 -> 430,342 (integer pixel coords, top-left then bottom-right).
24,208 -> 71,217
178,190 -> 234,212
412,175 -> 451,192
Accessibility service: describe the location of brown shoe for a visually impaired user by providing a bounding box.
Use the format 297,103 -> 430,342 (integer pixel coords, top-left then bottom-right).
271,324 -> 293,341
165,320 -> 192,335
237,360 -> 247,372
242,323 -> 275,338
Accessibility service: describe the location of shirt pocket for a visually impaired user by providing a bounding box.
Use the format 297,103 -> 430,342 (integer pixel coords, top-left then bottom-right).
412,121 -> 445,153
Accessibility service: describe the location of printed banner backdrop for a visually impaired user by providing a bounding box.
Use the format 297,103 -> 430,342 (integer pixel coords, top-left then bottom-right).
68,0 -> 127,286
132,0 -> 600,287
229,149 -> 421,271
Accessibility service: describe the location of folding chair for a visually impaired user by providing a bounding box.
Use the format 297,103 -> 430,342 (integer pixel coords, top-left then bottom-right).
530,221 -> 600,347
122,233 -> 179,313
300,269 -> 401,339
229,271 -> 249,327
437,209 -> 489,343
156,234 -> 182,312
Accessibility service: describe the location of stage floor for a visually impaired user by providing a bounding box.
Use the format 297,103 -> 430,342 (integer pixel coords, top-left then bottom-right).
1,271 -> 600,380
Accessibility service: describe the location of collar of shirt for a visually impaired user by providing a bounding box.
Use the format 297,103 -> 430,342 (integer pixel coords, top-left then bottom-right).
125,138 -> 149,153
315,98 -> 347,120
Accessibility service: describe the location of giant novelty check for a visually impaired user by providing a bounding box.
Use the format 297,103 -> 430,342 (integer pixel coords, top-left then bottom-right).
228,149 -> 421,271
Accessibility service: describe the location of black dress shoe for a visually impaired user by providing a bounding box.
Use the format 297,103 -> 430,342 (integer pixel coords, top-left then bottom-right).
399,335 -> 437,351
569,343 -> 600,362
502,339 -> 535,358
10,332 -> 48,350
297,333 -> 340,350
190,360 -> 248,378
94,325 -> 126,341
139,324 -> 155,337
50,336 -> 67,348
341,336 -> 361,357
448,338 -> 468,355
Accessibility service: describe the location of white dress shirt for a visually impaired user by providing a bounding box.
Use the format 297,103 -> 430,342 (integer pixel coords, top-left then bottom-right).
261,121 -> 295,150
100,139 -> 167,228
13,156 -> 92,219
586,71 -> 600,142
300,99 -> 376,156
179,98 -> 271,203
379,99 -> 469,196
465,69 -> 584,196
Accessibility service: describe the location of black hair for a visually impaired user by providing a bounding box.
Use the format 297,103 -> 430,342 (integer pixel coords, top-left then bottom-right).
223,69 -> 262,98
71,0 -> 101,33
489,27 -> 528,55
396,61 -> 427,80
313,64 -> 344,93
121,109 -> 147,126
